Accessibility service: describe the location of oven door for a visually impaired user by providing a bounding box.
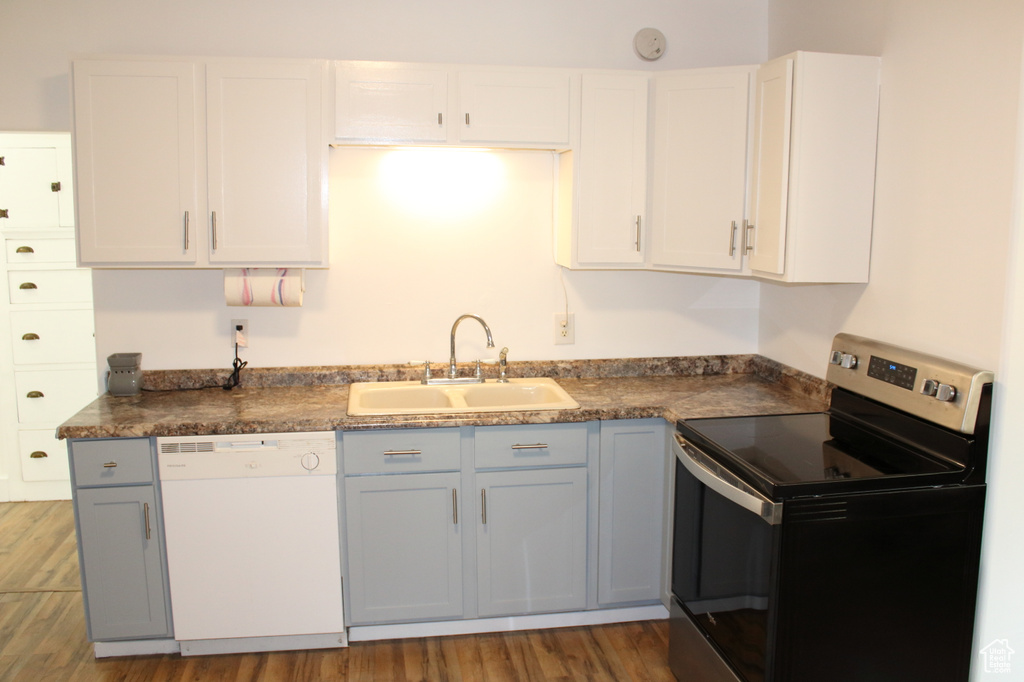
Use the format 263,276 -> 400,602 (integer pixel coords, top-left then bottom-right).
670,434 -> 782,682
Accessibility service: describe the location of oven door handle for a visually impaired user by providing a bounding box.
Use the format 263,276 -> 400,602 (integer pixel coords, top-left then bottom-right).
674,434 -> 783,525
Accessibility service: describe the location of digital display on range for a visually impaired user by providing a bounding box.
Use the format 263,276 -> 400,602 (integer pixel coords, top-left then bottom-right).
867,356 -> 917,390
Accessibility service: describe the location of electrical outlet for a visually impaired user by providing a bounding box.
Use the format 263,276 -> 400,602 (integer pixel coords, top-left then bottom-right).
554,313 -> 575,345
231,319 -> 248,348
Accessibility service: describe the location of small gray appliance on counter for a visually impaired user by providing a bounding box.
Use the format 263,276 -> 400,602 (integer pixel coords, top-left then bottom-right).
107,353 -> 142,396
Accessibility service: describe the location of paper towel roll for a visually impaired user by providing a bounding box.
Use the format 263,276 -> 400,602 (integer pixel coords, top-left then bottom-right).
224,268 -> 304,307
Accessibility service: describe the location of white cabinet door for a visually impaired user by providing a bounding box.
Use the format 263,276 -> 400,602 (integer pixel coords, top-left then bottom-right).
748,52 -> 880,282
335,63 -> 448,143
458,71 -> 571,146
597,419 -> 665,606
206,60 -> 328,265
73,60 -> 198,265
568,74 -> 648,267
344,472 -> 463,624
747,57 -> 793,276
0,134 -> 75,229
650,68 -> 753,272
476,467 -> 587,617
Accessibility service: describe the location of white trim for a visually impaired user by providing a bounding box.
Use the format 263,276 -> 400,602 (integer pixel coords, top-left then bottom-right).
348,605 -> 668,642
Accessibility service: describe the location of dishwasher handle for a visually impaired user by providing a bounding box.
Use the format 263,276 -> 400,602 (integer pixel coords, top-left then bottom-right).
673,433 -> 782,525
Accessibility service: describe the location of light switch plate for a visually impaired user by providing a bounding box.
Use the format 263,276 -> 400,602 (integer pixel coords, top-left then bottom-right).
554,313 -> 575,345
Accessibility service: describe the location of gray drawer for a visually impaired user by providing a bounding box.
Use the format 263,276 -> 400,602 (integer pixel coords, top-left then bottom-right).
71,438 -> 154,487
343,428 -> 461,475
475,423 -> 588,469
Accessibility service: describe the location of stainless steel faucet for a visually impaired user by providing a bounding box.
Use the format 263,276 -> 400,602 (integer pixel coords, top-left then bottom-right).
449,314 -> 494,380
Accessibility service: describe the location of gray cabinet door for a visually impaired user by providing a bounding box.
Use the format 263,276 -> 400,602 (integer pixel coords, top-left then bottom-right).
476,467 -> 587,617
598,419 -> 666,605
344,472 -> 463,624
75,485 -> 171,640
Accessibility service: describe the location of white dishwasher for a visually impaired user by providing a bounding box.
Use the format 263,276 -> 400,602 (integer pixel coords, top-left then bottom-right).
157,431 -> 346,656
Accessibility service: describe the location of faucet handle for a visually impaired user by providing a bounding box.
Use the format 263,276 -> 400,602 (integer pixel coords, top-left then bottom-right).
409,360 -> 432,384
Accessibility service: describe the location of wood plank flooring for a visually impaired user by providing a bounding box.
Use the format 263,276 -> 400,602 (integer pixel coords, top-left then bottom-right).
0,500 -> 676,681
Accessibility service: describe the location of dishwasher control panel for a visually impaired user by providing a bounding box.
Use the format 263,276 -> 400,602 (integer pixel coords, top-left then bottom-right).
157,431 -> 337,479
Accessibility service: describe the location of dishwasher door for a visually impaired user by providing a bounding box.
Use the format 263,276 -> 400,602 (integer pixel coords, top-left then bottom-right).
158,433 -> 344,650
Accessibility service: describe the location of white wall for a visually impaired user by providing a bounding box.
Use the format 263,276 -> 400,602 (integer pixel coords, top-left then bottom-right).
0,0 -> 770,371
766,2 -> 1024,679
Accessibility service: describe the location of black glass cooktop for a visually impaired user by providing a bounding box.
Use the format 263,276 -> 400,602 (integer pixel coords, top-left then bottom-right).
677,412 -> 962,499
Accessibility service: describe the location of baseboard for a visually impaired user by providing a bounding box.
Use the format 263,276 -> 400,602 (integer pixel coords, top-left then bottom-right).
94,639 -> 180,658
348,604 -> 669,642
179,632 -> 348,656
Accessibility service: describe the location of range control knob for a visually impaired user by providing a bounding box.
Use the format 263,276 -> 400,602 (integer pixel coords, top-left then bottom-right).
921,379 -> 939,396
300,452 -> 320,471
840,353 -> 858,369
936,384 -> 958,402
829,350 -> 844,366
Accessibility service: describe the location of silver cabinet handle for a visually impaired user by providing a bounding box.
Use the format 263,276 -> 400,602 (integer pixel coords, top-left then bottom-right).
29,451 -> 48,459
635,216 -> 642,252
438,113 -> 443,125
103,461 -> 117,468
143,502 -> 152,540
511,443 -> 548,450
22,333 -> 40,341
452,489 -> 458,525
384,449 -> 422,456
15,246 -> 34,254
729,221 -> 738,256
184,211 -> 190,251
26,390 -> 44,398
744,219 -> 755,253
481,489 -> 487,525
465,113 -> 470,125
211,211 -> 218,251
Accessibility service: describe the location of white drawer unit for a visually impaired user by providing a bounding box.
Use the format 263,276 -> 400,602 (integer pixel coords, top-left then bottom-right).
8,268 -> 93,304
18,429 -> 71,482
5,237 -> 78,265
9,309 -> 95,365
14,368 -> 98,425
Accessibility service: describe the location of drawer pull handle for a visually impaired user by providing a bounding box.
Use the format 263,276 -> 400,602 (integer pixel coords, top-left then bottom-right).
22,333 -> 40,341
103,461 -> 118,468
15,246 -> 34,254
26,390 -> 44,398
51,181 -> 62,192
19,282 -> 37,290
481,488 -> 487,525
384,449 -> 422,456
0,209 -> 8,219
29,451 -> 48,459
452,489 -> 458,525
144,502 -> 152,540
511,443 -> 548,450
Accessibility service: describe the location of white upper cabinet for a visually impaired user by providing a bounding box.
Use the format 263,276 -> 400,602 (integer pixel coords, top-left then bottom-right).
748,51 -> 880,283
0,133 -> 75,230
335,62 -> 572,147
555,73 -> 648,268
649,67 -> 754,273
73,58 -> 329,268
335,64 -> 449,143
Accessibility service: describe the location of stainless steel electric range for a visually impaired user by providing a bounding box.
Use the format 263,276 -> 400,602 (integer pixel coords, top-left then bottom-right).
669,333 -> 993,682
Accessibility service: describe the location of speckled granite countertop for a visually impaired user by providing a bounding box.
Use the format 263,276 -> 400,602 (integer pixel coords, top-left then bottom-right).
57,355 -> 831,439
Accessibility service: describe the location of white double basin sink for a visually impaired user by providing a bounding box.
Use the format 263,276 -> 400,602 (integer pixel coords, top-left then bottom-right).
347,377 -> 580,416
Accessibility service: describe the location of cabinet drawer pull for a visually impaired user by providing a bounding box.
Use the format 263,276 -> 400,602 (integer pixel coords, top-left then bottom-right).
15,246 -> 34,254
465,113 -> 470,125
0,209 -> 8,219
384,449 -> 422,456
635,215 -> 642,252
481,488 -> 487,525
29,451 -> 48,459
26,390 -> 44,398
452,488 -> 458,525
438,113 -> 443,125
19,282 -> 37,290
144,502 -> 152,540
211,211 -> 218,251
511,443 -> 548,450
184,210 -> 190,251
744,219 -> 755,253
51,181 -> 62,192
103,461 -> 118,468
729,220 -> 738,257
21,333 -> 40,341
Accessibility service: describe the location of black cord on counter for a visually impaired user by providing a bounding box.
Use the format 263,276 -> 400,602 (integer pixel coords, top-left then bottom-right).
223,342 -> 248,390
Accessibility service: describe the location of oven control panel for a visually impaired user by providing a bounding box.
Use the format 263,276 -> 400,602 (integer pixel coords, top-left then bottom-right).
826,333 -> 993,434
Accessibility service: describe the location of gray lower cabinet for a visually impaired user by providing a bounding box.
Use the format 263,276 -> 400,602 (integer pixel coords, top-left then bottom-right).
476,466 -> 588,617
597,419 -> 667,606
69,438 -> 172,641
344,471 -> 463,624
